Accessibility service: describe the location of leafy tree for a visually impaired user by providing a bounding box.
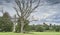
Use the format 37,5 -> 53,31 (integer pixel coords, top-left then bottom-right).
0,12 -> 13,32
43,23 -> 49,30
36,26 -> 44,32
55,26 -> 60,32
31,24 -> 36,30
0,17 -> 3,32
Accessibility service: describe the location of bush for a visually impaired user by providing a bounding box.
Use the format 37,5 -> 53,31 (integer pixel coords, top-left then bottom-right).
36,26 -> 44,32
55,26 -> 60,32
15,23 -> 21,33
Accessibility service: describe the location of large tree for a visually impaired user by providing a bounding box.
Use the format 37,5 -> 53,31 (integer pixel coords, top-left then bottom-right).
14,0 -> 40,33
15,17 -> 29,33
0,12 -> 13,32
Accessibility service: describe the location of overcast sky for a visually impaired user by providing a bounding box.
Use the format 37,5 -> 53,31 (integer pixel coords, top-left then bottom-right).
0,0 -> 60,25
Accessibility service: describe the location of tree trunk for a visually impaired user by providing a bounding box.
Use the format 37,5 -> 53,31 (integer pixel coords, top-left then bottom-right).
21,21 -> 24,33
13,23 -> 16,32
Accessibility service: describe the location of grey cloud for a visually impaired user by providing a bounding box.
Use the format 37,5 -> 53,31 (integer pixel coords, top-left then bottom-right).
46,0 -> 60,5
0,0 -> 60,24
45,12 -> 60,23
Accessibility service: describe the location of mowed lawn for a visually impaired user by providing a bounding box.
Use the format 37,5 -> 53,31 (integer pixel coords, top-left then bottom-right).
0,32 -> 60,35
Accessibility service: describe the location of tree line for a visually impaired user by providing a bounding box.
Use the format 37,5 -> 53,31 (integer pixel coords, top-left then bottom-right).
0,12 -> 60,33
29,23 -> 60,32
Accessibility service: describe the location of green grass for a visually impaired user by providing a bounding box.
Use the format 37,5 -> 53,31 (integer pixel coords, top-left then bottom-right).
0,32 -> 60,35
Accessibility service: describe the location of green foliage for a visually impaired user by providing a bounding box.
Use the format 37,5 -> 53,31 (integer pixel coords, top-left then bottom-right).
43,23 -> 49,30
55,26 -> 60,32
15,23 -> 21,33
24,20 -> 30,32
28,23 -> 60,32
36,26 -> 44,32
0,12 -> 13,32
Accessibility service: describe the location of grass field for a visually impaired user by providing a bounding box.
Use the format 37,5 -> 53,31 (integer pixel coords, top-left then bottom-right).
0,32 -> 60,35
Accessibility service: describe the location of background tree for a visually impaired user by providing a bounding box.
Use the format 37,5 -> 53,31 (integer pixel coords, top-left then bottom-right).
0,17 -> 3,32
0,12 -> 13,32
14,0 -> 40,33
43,23 -> 49,30
36,26 -> 44,32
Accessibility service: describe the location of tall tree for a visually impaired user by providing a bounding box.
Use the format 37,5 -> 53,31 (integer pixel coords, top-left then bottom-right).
14,0 -> 40,33
1,12 -> 13,32
0,17 -> 3,32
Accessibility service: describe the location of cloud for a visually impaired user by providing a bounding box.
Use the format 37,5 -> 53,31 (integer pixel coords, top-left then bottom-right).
0,0 -> 60,25
30,0 -> 60,24
46,0 -> 60,5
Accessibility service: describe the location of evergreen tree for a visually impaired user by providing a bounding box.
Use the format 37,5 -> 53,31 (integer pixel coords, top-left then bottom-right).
0,12 -> 13,32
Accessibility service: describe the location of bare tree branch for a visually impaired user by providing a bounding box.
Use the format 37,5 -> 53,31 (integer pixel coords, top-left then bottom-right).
22,0 -> 25,9
26,0 -> 29,9
32,0 -> 40,11
15,0 -> 22,12
13,7 -> 20,17
14,0 -> 40,33
30,0 -> 32,8
23,0 -> 40,19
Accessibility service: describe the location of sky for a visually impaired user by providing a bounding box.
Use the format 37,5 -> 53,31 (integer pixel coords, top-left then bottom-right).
0,0 -> 60,25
